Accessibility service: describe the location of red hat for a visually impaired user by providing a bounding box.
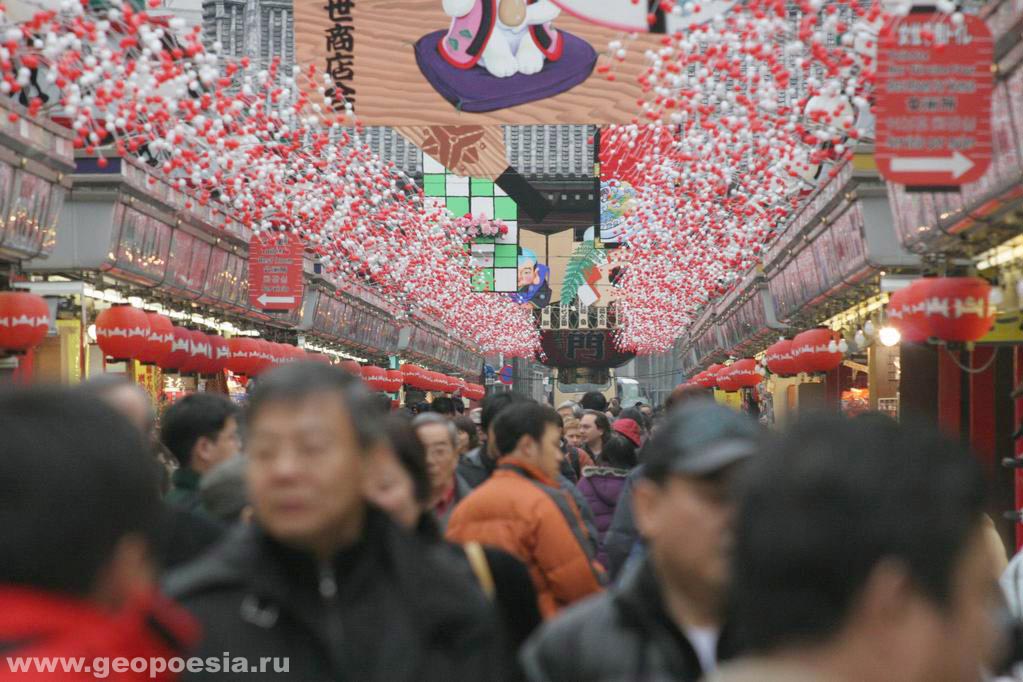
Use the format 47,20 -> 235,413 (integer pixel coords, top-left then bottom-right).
612,418 -> 642,448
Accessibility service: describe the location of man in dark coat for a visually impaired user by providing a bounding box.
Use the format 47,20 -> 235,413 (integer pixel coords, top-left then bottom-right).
458,392 -> 526,489
522,403 -> 762,682
165,363 -> 508,682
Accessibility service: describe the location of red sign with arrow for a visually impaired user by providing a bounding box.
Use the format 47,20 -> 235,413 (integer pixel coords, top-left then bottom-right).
875,13 -> 994,187
248,231 -> 305,311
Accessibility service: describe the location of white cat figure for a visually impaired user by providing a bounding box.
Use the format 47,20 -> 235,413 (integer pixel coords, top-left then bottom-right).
440,0 -> 562,79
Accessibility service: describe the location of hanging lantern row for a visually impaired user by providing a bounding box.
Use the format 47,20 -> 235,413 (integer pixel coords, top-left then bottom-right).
887,277 -> 996,344
0,291 -> 50,354
691,358 -> 762,392
92,305 -> 318,377
329,360 -> 485,397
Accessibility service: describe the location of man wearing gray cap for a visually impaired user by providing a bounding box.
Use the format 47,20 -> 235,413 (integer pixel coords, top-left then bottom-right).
521,402 -> 761,682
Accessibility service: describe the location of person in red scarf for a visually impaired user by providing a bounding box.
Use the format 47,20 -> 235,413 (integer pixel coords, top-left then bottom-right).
0,387 -> 198,682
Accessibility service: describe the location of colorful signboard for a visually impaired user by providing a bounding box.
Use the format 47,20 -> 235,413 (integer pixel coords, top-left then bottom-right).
422,153 -> 521,292
294,0 -> 675,125
875,13 -> 994,186
539,329 -> 635,368
248,232 -> 305,311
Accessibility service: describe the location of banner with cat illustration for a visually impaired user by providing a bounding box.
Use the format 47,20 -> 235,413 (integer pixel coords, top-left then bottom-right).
293,0 -> 733,125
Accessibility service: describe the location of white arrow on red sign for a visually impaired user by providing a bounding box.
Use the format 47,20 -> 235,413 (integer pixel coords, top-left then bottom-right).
258,294 -> 297,307
889,151 -> 975,180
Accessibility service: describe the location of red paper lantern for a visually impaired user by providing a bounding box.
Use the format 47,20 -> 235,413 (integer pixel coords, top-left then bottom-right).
0,291 -> 49,353
716,365 -> 740,392
340,360 -> 362,375
249,340 -> 274,376
160,326 -> 192,372
138,312 -> 174,365
402,363 -> 428,390
730,358 -> 762,388
361,365 -> 388,391
887,283 -> 929,344
706,364 -> 724,389
917,277 -> 995,343
792,328 -> 843,373
208,334 -> 230,375
227,337 -> 260,376
268,343 -> 287,368
95,305 -> 150,361
386,369 -> 403,392
694,370 -> 714,388
765,339 -> 797,377
468,383 -> 487,401
180,330 -> 212,375
307,352 -> 332,365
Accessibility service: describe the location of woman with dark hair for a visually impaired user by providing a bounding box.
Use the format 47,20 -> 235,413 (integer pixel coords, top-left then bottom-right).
364,417 -> 542,672
576,433 -> 638,569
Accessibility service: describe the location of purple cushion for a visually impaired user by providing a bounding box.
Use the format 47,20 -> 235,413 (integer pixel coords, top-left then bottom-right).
414,30 -> 597,113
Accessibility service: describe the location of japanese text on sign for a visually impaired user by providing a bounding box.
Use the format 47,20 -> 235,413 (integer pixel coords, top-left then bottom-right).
324,0 -> 355,112
875,13 -> 993,186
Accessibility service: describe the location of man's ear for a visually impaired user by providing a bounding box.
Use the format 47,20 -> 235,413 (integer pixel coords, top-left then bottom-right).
854,558 -> 918,633
191,436 -> 213,470
90,533 -> 155,610
631,479 -> 661,541
516,433 -> 536,458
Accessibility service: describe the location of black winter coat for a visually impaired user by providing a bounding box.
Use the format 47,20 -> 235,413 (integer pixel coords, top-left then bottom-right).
164,508 -> 509,682
521,559 -> 739,682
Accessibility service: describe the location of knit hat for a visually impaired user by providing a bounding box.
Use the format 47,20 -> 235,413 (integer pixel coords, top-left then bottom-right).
612,418 -> 643,448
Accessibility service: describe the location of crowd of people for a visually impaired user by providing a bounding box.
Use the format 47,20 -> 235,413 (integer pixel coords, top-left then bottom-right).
0,363 -> 1020,681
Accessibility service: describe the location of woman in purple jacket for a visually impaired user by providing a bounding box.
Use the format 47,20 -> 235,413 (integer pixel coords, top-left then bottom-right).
576,433 -> 639,569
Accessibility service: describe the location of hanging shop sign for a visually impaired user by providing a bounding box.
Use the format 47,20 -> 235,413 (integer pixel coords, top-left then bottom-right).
248,232 -> 305,312
294,0 -> 674,124
875,13 -> 994,187
539,329 -> 635,368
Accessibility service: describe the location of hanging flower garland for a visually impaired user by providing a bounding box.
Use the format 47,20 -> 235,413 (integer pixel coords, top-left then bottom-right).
595,0 -> 965,353
0,0 -> 540,355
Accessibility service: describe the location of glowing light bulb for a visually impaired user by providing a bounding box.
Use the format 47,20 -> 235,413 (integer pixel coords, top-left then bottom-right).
878,326 -> 901,347
989,286 -> 1004,308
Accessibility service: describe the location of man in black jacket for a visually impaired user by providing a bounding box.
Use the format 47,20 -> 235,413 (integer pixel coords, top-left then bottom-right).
521,403 -> 761,682
458,392 -> 525,489
165,363 -> 508,682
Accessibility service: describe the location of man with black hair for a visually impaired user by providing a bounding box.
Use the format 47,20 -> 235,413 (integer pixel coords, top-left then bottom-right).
447,402 -> 605,619
523,402 -> 759,681
160,393 -> 241,513
580,390 -> 608,413
430,396 -> 457,417
0,387 -> 197,680
710,415 -> 1002,682
166,363 -> 506,682
458,392 -> 527,489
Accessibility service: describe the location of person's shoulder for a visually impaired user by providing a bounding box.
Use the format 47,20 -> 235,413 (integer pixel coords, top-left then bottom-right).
162,524 -> 255,601
522,592 -> 619,662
